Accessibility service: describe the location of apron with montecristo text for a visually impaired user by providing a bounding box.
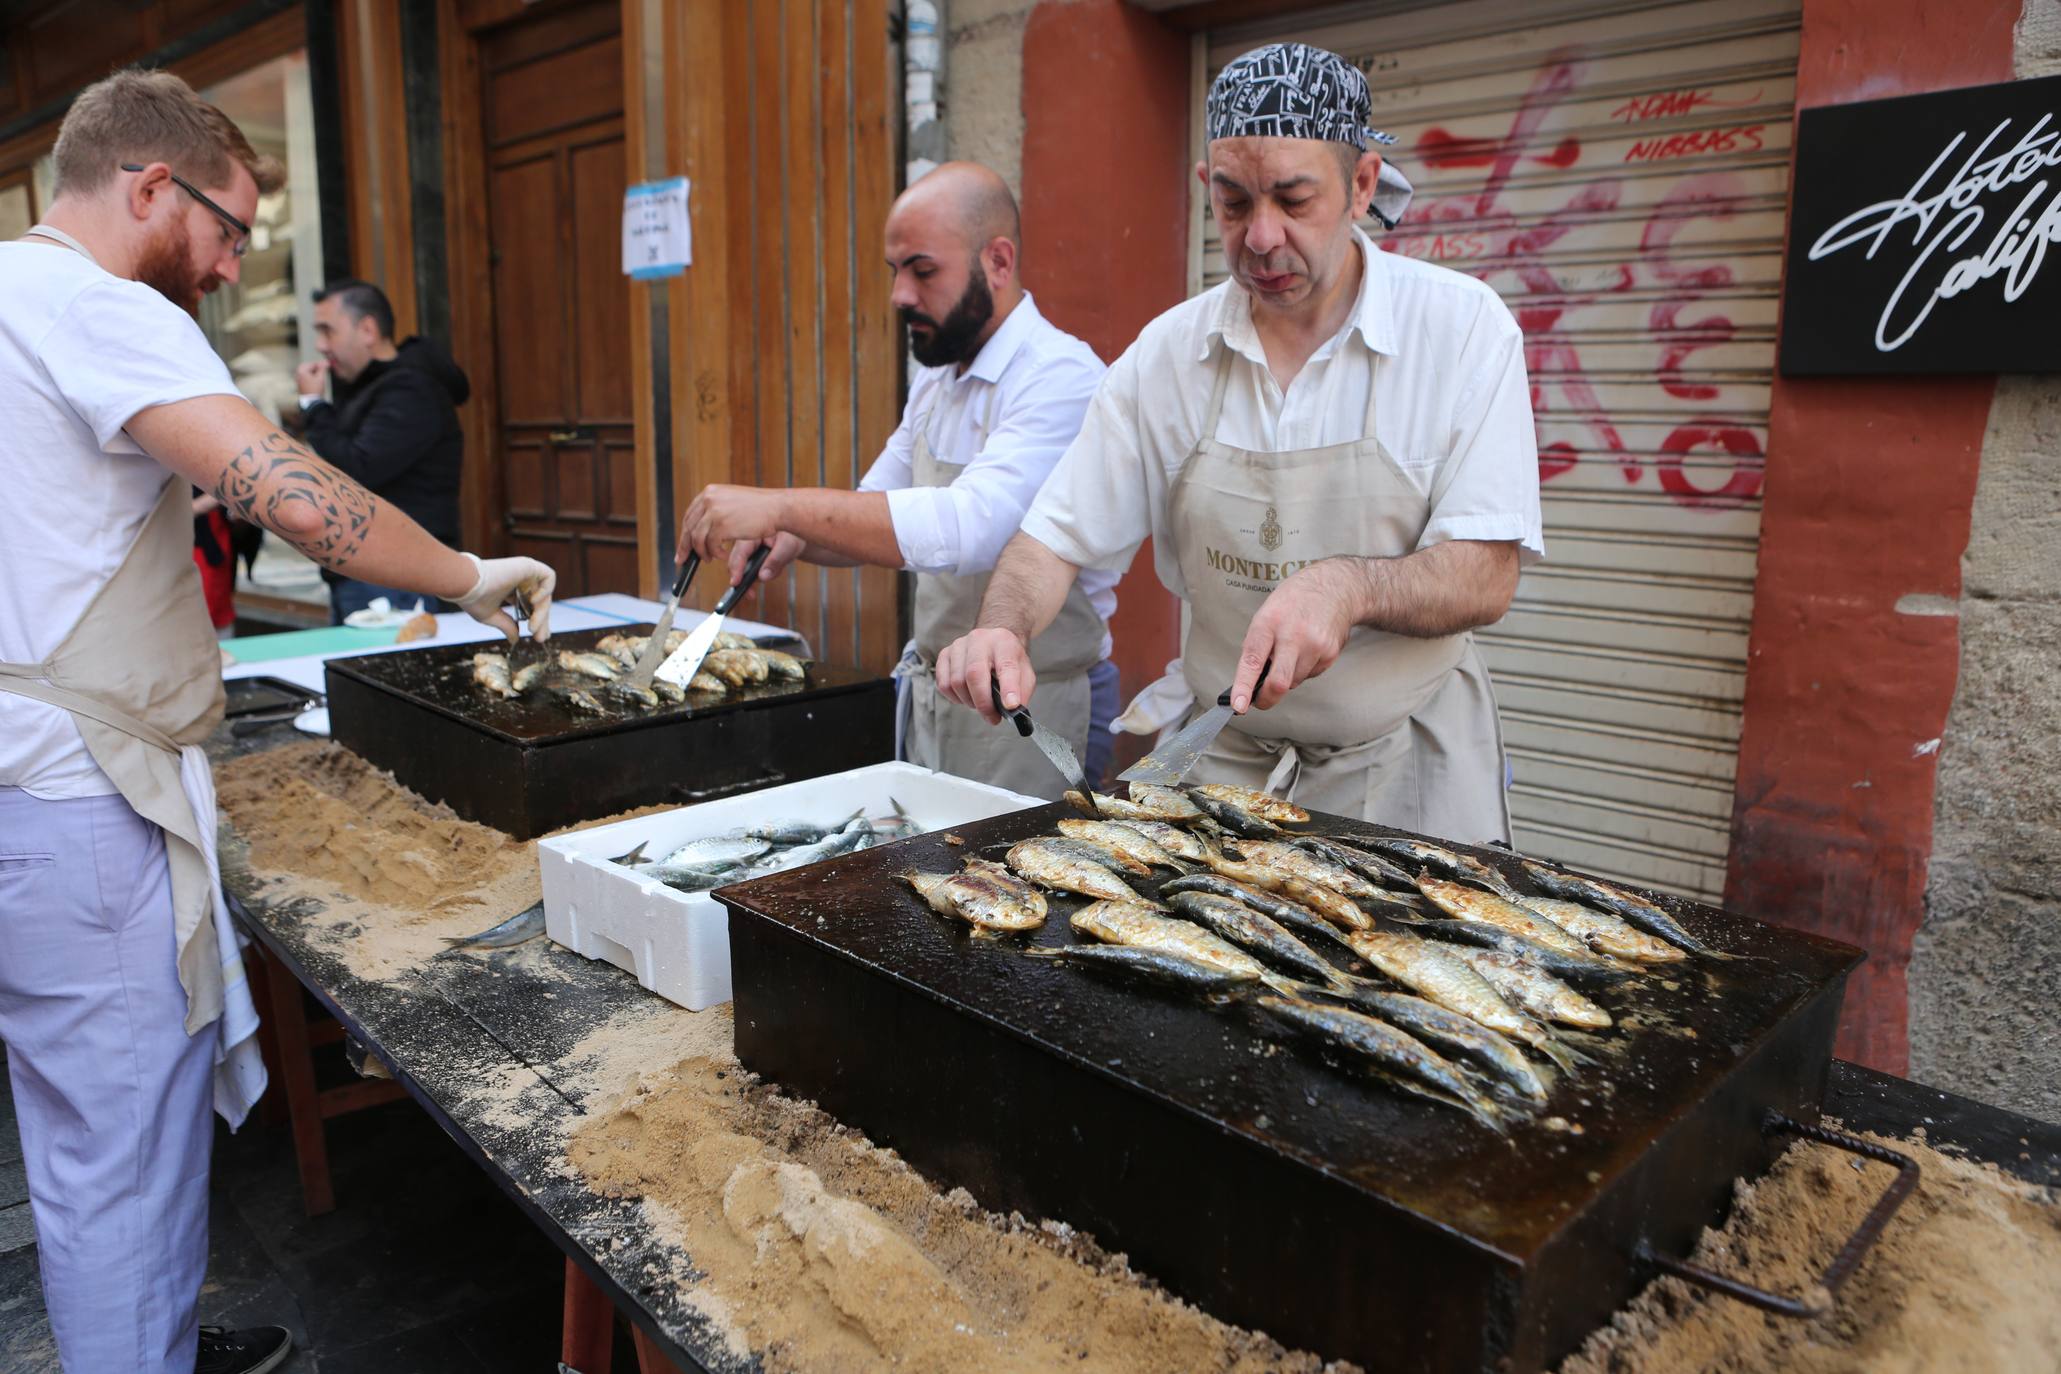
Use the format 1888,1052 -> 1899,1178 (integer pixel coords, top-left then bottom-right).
0,225 -> 267,1124
898,388 -> 1105,801
1166,345 -> 1512,845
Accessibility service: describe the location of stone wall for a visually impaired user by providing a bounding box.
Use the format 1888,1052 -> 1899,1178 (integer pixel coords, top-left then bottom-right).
1908,0 -> 2061,1120
942,0 -> 1033,194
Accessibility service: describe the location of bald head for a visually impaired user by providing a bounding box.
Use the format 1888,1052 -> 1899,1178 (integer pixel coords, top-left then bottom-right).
891,160 -> 1021,256
884,161 -> 1024,370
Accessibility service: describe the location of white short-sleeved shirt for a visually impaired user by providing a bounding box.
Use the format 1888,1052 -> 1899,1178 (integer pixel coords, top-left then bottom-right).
858,293 -> 1120,639
1020,230 -> 1543,601
0,240 -> 243,798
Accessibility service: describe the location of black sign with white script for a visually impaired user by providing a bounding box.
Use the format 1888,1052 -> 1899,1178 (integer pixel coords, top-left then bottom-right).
1780,74 -> 2061,375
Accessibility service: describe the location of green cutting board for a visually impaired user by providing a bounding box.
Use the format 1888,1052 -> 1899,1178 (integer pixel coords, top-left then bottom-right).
222,626 -> 400,665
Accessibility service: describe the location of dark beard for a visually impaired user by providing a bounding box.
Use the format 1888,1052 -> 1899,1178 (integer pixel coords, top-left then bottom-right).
135,219 -> 208,316
902,268 -> 994,368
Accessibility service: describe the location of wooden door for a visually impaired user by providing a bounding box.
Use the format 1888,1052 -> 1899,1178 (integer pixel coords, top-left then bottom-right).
479,1 -> 636,595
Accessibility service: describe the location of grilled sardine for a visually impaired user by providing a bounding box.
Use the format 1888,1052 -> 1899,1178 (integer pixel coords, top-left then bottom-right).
1339,989 -> 1549,1102
1056,819 -> 1195,873
1363,836 -> 1525,903
1069,900 -> 1278,982
701,649 -> 771,687
1006,840 -> 1154,904
760,649 -> 809,681
1517,895 -> 1687,964
1038,830 -> 1154,876
1218,839 -> 1382,900
1454,949 -> 1613,1030
471,652 -> 518,698
1112,820 -> 1211,863
1158,874 -> 1356,954
1198,840 -> 1370,930
1416,876 -> 1594,957
904,860 -> 1047,933
557,649 -> 624,681
1168,892 -> 1351,989
1184,787 -> 1284,837
1065,785 -> 1204,823
1343,929 -> 1583,1071
1518,860 -> 1720,956
1189,783 -> 1309,825
1025,943 -> 1255,995
1255,997 -> 1503,1131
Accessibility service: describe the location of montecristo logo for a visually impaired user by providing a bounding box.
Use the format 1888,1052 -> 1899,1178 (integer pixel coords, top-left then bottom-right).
1259,505 -> 1282,552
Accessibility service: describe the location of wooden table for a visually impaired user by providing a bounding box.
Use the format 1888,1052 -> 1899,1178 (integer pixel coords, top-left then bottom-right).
215,732 -> 2061,1374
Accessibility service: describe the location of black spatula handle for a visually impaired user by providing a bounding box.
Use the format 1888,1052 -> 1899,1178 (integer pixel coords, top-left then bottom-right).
1218,659 -> 1271,709
715,544 -> 772,614
990,676 -> 1033,736
671,552 -> 699,600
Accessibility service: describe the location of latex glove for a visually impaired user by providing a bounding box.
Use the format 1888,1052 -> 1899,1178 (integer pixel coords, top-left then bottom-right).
456,553 -> 556,643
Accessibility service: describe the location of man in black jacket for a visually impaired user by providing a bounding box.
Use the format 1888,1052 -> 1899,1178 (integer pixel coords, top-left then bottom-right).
296,278 -> 471,622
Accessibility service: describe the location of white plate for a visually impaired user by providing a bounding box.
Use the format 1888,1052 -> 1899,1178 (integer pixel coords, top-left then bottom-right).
291,706 -> 331,736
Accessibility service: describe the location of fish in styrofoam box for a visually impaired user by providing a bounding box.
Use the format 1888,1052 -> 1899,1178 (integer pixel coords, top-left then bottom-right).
535,762 -> 1043,1009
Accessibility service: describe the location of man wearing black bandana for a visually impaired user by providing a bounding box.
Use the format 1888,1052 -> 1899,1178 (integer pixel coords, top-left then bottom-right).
934,43 -> 1544,844
676,161 -> 1118,798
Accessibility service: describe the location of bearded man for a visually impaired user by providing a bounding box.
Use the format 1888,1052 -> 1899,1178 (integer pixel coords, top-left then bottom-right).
674,161 -> 1115,798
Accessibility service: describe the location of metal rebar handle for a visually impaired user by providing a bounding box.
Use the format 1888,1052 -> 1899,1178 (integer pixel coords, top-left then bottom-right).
1636,1112 -> 1920,1317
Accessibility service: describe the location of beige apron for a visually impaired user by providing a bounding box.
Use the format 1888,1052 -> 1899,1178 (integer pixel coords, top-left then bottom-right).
1165,345 -> 1512,844
900,388 -> 1106,801
1,226 -> 266,1122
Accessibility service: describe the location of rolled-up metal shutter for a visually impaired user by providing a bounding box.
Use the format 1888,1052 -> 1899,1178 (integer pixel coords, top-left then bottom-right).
1199,0 -> 1798,901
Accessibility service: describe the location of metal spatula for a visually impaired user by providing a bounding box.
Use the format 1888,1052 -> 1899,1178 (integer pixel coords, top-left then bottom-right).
655,543 -> 773,690
1117,661 -> 1270,787
623,554 -> 700,691
990,677 -> 1089,795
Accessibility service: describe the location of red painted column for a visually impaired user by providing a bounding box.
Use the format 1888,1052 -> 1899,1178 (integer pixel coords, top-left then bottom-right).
1019,0 -> 1190,745
1727,0 -> 2022,1071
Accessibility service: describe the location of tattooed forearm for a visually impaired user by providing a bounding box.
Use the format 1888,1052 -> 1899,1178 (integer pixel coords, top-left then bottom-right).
213,431 -> 379,567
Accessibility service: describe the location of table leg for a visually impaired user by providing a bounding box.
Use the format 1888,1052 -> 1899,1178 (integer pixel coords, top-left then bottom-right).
263,951 -> 335,1216
632,1324 -> 687,1374
561,1256 -> 614,1372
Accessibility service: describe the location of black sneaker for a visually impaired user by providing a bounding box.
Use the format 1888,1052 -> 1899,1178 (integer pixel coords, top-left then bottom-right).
195,1324 -> 293,1374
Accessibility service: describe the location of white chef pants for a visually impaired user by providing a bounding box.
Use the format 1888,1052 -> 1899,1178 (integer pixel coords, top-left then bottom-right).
0,786 -> 214,1374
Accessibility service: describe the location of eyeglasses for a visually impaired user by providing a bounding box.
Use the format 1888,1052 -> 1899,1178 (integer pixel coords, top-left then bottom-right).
119,162 -> 251,258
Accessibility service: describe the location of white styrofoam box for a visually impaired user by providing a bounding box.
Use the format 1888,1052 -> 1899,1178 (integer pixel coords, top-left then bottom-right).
536,762 -> 1043,1009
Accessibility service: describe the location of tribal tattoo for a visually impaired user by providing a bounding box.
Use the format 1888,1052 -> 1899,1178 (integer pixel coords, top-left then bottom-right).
213,431 -> 378,567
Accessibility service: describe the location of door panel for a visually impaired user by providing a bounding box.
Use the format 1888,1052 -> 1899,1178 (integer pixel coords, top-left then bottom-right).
479,0 -> 633,597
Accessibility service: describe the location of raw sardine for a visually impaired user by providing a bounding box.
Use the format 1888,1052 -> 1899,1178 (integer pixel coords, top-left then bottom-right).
442,903 -> 546,949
